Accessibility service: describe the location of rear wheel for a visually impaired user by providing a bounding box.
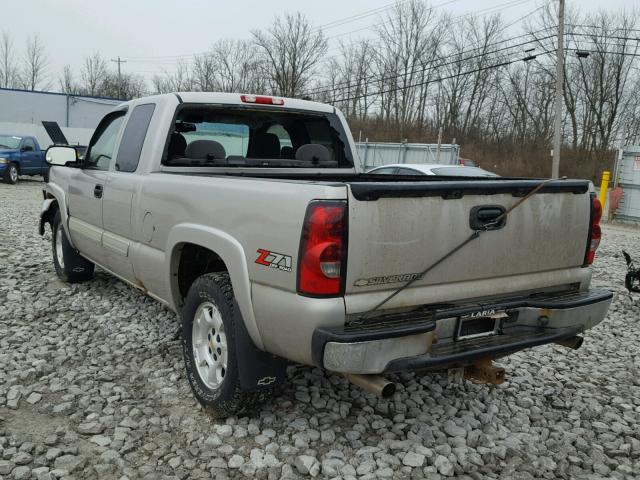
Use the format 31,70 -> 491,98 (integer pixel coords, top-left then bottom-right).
52,211 -> 95,282
182,272 -> 273,417
3,163 -> 18,184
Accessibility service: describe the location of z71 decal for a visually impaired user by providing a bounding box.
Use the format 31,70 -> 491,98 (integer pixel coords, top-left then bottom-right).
255,249 -> 292,272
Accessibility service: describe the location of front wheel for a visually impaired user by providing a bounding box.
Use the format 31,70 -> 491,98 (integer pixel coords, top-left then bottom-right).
3,163 -> 18,184
52,211 -> 95,282
182,272 -> 273,417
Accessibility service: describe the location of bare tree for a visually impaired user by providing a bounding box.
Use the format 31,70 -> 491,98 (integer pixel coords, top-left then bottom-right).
374,0 -> 447,135
193,53 -> 216,92
22,34 -> 49,91
152,61 -> 194,93
210,39 -> 264,93
59,65 -> 79,94
252,12 -> 328,96
331,39 -> 375,120
0,30 -> 18,88
81,53 -> 108,96
573,11 -> 640,150
99,72 -> 146,99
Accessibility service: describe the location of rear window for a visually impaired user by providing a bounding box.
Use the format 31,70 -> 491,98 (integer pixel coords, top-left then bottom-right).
431,167 -> 497,177
163,105 -> 353,168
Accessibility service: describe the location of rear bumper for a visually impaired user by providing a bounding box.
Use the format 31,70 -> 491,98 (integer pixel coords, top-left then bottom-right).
312,288 -> 612,374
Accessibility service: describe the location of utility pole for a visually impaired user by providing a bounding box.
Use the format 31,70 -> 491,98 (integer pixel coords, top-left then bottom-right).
110,56 -> 127,99
552,0 -> 565,178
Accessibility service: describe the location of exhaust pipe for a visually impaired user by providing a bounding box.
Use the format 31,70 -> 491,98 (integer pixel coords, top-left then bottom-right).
555,336 -> 584,350
345,374 -> 396,398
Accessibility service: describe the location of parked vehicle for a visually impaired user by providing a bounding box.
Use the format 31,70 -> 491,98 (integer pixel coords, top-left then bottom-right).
368,163 -> 497,177
0,135 -> 48,184
40,92 -> 612,417
458,157 -> 477,167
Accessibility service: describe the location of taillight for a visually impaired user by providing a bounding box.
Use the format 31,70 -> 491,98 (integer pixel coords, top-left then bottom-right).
298,201 -> 347,296
585,195 -> 602,265
240,94 -> 284,105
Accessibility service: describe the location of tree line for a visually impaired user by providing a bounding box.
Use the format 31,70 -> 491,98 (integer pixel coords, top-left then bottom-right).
1,2 -> 638,178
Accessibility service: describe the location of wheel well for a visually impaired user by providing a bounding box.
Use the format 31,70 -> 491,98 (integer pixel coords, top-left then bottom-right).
177,244 -> 228,300
41,199 -> 59,235
10,162 -> 19,172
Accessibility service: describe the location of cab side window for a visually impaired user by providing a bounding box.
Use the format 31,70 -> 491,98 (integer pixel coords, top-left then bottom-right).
116,104 -> 155,172
84,112 -> 126,171
22,138 -> 36,151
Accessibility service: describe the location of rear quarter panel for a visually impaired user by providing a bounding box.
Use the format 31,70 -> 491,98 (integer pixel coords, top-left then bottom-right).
132,173 -> 347,358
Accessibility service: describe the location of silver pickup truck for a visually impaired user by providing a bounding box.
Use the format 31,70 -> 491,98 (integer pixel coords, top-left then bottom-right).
40,92 -> 612,417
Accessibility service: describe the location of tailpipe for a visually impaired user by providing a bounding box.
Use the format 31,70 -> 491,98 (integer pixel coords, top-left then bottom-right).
345,374 -> 396,398
555,336 -> 584,350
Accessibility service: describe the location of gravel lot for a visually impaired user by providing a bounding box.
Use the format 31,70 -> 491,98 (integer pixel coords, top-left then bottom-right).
1,179 -> 639,480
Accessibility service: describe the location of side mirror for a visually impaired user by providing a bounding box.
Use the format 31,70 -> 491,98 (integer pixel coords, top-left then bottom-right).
21,145 -> 33,152
45,146 -> 77,166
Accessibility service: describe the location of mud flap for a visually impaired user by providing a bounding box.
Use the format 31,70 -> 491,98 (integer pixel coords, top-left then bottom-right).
233,302 -> 287,390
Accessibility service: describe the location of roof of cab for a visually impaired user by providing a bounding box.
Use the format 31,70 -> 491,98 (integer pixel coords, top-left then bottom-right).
173,92 -> 335,113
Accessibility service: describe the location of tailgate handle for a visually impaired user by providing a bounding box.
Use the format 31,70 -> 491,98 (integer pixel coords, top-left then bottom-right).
470,205 -> 506,230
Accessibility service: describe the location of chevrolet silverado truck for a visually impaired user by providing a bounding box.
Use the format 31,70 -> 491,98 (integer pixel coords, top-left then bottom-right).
40,92 -> 612,417
0,134 -> 48,183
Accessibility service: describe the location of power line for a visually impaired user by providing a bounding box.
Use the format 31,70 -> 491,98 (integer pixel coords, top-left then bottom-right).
122,0 -> 531,64
565,48 -> 640,58
317,0 -> 415,31
566,32 -> 640,43
325,0 -> 532,44
329,50 -> 553,104
306,32 -> 554,97
319,39 -> 639,107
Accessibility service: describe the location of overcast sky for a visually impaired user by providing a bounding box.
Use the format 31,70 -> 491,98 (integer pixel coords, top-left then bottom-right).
3,0 -> 638,86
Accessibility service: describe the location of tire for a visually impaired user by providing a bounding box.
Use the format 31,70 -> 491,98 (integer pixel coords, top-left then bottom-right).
182,272 -> 273,417
43,168 -> 50,183
52,211 -> 95,283
3,163 -> 18,184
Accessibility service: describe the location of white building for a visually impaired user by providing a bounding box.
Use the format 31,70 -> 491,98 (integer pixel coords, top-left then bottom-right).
0,87 -> 121,148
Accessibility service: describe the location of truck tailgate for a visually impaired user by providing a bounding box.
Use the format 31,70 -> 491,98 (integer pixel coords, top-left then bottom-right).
344,179 -> 592,313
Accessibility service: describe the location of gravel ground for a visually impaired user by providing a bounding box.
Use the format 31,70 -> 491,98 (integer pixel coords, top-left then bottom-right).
1,179 -> 639,480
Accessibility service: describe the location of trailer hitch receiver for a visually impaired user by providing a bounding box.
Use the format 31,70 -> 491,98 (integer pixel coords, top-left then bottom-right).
464,357 -> 505,385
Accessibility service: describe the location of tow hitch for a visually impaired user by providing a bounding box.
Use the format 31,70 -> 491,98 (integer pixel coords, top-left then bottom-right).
464,358 -> 505,385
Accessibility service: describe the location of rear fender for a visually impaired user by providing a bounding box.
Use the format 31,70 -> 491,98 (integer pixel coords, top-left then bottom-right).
166,223 -> 264,350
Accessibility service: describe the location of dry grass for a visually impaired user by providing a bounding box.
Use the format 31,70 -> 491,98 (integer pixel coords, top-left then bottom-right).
461,143 -> 616,183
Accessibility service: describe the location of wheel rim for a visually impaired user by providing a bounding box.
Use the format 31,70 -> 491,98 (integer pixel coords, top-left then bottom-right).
10,166 -> 17,182
55,225 -> 65,269
192,301 -> 228,390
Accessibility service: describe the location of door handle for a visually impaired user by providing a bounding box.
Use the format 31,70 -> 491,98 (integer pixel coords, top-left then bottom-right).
94,184 -> 103,199
469,205 -> 506,230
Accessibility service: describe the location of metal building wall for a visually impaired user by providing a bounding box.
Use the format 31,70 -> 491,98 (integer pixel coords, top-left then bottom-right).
615,146 -> 640,222
0,88 -> 120,148
355,142 -> 460,171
